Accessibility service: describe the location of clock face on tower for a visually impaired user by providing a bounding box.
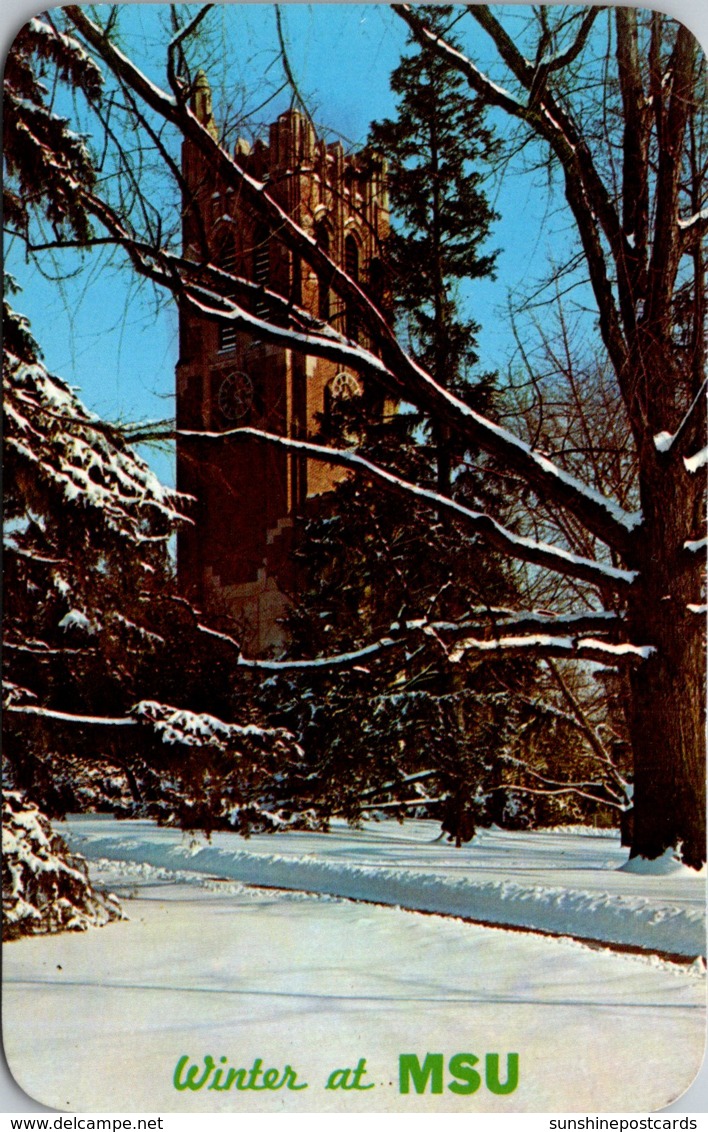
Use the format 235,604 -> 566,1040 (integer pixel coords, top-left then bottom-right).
217,369 -> 254,423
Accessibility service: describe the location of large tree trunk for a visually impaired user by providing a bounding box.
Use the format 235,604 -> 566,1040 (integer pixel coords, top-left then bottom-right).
628,628 -> 706,869
626,447 -> 706,869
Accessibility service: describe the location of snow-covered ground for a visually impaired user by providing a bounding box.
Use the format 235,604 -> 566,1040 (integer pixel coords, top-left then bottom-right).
3,817 -> 705,1113
63,816 -> 707,957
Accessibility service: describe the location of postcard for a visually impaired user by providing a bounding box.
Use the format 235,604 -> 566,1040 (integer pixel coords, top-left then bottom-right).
2,1 -> 706,1115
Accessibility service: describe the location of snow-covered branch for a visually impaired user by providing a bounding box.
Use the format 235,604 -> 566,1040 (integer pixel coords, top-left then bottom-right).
5,701 -> 298,757
502,752 -> 626,806
678,207 -> 708,253
684,447 -> 708,474
5,704 -> 137,727
81,192 -> 394,383
195,604 -> 637,673
678,207 -> 708,232
419,609 -> 624,640
184,426 -> 637,592
448,635 -> 651,666
197,621 -> 401,671
495,780 -> 625,811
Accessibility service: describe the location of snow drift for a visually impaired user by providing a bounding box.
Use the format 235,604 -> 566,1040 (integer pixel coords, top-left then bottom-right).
62,817 -> 706,959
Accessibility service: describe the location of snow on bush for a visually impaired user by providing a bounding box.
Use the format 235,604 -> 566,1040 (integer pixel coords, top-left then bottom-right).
2,790 -> 123,941
125,700 -> 318,835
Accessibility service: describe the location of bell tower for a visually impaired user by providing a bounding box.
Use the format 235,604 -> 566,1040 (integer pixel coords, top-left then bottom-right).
176,77 -> 389,654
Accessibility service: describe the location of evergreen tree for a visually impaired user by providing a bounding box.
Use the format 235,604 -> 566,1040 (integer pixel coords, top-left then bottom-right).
259,462 -> 531,838
2,20 -> 312,939
368,4 -> 499,494
3,11 -> 102,245
255,8 -> 538,837
3,300 -> 308,838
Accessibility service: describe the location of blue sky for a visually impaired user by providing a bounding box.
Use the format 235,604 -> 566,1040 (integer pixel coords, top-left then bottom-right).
4,5 -> 632,484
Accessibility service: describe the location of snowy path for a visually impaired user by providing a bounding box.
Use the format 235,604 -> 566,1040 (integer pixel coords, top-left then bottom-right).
60,817 -> 706,958
2,819 -> 706,1113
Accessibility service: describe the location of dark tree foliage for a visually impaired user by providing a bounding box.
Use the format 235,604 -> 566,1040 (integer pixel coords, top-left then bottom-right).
2,301 -> 307,835
369,6 -> 498,395
256,394 -> 540,839
369,5 -> 499,496
257,12 -> 596,840
2,17 -> 308,851
3,12 -> 102,244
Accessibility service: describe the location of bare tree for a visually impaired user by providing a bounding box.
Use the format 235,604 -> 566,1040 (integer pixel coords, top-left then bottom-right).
32,5 -> 707,867
394,4 -> 707,869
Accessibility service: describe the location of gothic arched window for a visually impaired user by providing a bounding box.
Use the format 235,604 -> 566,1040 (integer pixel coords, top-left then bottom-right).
324,371 -> 363,445
344,234 -> 360,342
328,371 -> 362,405
368,256 -> 385,308
218,238 -> 238,353
253,224 -> 270,318
316,225 -> 331,322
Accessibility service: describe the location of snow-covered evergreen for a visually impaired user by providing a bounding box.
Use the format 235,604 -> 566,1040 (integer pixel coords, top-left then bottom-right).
4,12 -> 102,244
2,790 -> 122,940
3,315 -> 308,837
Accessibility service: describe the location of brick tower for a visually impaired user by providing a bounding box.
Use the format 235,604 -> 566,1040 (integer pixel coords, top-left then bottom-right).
176,75 -> 389,654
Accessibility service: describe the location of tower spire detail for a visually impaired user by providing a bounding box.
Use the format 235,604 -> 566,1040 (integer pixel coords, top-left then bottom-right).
191,70 -> 217,139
